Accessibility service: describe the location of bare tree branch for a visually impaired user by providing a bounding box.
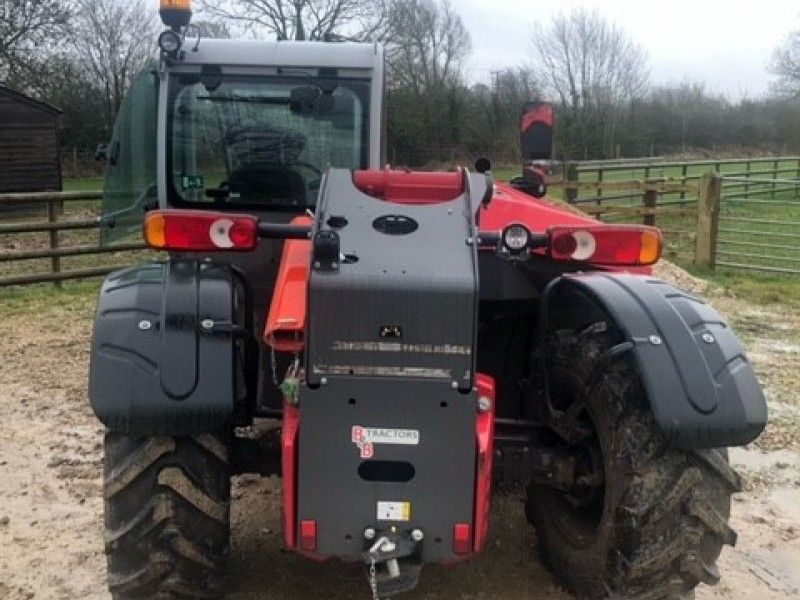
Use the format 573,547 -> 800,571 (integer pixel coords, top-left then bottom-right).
198,0 -> 388,41
0,0 -> 71,81
68,0 -> 158,133
771,29 -> 800,96
529,8 -> 649,158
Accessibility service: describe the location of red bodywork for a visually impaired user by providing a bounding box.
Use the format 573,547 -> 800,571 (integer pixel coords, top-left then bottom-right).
274,168 -> 650,558
263,215 -> 313,351
474,373 -> 496,553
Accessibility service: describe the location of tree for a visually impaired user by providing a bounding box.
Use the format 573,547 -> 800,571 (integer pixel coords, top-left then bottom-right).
0,0 -> 71,82
192,20 -> 233,39
387,0 -> 471,93
68,0 -> 158,136
771,28 -> 800,96
529,8 -> 649,158
385,0 -> 472,165
197,0 -> 389,41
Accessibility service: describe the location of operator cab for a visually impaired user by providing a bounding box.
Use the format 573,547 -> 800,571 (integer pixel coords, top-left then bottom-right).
100,38 -> 385,241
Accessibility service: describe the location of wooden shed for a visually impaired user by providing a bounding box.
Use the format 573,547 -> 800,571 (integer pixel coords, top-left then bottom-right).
0,85 -> 62,194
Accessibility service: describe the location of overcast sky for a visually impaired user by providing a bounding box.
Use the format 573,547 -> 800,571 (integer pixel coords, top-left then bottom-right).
458,0 -> 800,99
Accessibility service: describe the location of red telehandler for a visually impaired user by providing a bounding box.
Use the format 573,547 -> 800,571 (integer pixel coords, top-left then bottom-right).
89,3 -> 766,598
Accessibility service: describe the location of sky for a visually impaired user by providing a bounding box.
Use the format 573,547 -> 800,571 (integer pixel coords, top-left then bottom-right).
458,0 -> 800,99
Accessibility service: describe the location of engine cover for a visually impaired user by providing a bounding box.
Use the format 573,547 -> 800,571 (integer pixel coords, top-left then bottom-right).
305,169 -> 482,389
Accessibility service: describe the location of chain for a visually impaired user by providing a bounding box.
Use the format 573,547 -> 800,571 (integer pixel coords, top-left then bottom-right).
368,556 -> 380,600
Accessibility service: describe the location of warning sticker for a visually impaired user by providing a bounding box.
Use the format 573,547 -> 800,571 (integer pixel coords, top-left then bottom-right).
352,426 -> 420,459
377,501 -> 411,522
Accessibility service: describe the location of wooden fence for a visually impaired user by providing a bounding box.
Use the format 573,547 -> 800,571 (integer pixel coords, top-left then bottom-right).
1,156 -> 798,287
554,156 -> 800,271
0,191 -> 148,287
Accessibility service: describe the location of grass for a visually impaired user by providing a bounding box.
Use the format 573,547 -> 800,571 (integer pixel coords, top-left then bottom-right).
63,177 -> 104,192
0,278 -> 100,316
687,266 -> 800,307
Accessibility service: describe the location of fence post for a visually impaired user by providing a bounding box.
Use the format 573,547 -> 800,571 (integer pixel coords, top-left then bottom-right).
643,188 -> 657,226
680,164 -> 688,200
596,168 -> 603,204
47,200 -> 62,288
695,172 -> 722,269
772,159 -> 779,199
565,162 -> 579,204
744,160 -> 751,198
796,158 -> 800,199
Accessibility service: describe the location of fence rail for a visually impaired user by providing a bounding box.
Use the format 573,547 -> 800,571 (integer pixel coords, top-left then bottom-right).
1,156 -> 799,287
552,156 -> 800,274
0,191 -> 149,287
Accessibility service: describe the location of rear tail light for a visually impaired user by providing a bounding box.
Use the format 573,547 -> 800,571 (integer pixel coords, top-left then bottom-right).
143,209 -> 258,252
548,225 -> 662,266
453,523 -> 472,555
300,519 -> 317,552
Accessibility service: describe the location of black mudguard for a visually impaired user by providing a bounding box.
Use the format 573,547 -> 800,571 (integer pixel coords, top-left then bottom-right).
89,259 -> 253,435
542,273 -> 767,448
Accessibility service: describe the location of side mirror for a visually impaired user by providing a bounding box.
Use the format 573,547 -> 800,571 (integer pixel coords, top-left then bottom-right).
520,102 -> 554,163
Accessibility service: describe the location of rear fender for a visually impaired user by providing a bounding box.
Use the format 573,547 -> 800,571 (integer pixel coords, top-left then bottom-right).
541,273 -> 767,448
89,259 -> 255,435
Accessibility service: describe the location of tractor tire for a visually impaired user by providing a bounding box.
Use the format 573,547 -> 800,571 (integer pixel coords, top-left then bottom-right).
103,432 -> 231,599
526,328 -> 741,600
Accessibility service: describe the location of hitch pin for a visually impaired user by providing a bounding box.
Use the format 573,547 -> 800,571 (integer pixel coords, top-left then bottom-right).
369,536 -> 395,557
368,536 -> 401,579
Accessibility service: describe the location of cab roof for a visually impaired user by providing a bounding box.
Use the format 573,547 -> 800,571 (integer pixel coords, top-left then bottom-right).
175,39 -> 382,70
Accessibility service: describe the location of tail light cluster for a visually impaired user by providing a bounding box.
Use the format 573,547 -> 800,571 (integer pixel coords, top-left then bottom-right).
143,210 -> 258,252
548,225 -> 662,266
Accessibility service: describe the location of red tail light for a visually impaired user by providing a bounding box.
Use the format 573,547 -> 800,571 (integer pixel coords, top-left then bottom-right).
453,523 -> 472,555
548,225 -> 662,266
300,519 -> 317,552
143,209 -> 258,252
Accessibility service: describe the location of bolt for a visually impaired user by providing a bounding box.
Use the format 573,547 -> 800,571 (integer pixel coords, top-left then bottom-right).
320,377 -> 328,385
478,396 -> 492,413
451,381 -> 459,390
200,318 -> 215,331
331,262 -> 338,269
137,320 -> 152,331
411,529 -> 424,542
649,335 -> 662,346
465,237 -> 474,245
702,333 -> 715,344
314,261 -> 321,269
364,527 -> 376,540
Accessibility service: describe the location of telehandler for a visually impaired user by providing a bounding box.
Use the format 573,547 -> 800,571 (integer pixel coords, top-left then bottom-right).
89,2 -> 767,598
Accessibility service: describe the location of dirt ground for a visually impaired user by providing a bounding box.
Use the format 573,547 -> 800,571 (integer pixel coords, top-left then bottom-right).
1,262 -> 799,599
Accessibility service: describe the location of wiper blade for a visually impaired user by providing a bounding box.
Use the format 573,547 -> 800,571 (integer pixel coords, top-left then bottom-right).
197,95 -> 290,105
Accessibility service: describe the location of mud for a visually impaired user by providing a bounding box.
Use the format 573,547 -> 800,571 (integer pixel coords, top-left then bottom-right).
0,262 -> 798,599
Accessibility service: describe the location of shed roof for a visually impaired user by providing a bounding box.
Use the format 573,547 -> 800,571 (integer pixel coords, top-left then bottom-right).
0,84 -> 62,115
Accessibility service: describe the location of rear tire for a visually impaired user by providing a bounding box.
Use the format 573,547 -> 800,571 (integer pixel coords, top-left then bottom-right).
526,328 -> 741,600
103,432 -> 231,599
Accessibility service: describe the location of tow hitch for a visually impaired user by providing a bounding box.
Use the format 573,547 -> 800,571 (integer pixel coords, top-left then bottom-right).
362,532 -> 422,599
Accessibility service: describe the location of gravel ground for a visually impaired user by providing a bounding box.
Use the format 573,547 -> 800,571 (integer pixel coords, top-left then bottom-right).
0,262 -> 798,599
